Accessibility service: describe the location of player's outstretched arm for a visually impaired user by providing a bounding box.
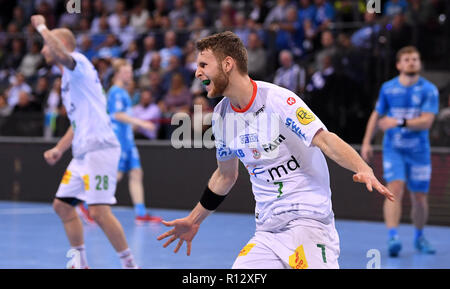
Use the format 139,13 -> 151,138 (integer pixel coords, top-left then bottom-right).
113,112 -> 156,132
31,15 -> 75,70
312,129 -> 394,202
157,157 -> 239,256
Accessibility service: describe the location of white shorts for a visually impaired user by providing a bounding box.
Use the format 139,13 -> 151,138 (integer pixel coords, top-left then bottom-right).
55,147 -> 120,205
232,218 -> 340,269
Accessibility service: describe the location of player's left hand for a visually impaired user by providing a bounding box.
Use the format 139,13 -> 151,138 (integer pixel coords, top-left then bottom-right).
157,218 -> 200,256
353,171 -> 395,202
31,15 -> 46,29
378,116 -> 398,132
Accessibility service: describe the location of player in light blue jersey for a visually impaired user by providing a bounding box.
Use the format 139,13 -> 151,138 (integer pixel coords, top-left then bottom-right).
362,46 -> 439,257
107,59 -> 162,224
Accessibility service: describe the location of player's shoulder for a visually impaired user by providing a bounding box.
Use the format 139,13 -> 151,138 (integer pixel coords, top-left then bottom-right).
418,77 -> 438,92
381,77 -> 399,89
255,80 -> 303,107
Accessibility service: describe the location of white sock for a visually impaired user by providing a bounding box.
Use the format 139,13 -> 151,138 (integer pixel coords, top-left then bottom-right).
71,245 -> 88,269
118,248 -> 139,269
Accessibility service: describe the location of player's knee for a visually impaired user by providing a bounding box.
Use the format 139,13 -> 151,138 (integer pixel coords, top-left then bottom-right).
53,199 -> 75,220
412,193 -> 427,207
88,206 -> 110,223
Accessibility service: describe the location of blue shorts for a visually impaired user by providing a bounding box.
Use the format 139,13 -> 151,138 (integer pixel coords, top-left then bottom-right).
118,145 -> 141,173
382,147 -> 431,193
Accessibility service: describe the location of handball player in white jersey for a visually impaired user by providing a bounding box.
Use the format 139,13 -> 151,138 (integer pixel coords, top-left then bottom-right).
32,15 -> 138,268
157,31 -> 394,269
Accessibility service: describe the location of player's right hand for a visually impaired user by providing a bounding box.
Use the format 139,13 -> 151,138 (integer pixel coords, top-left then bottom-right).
44,147 -> 62,166
361,143 -> 373,162
157,218 -> 200,256
139,120 -> 156,132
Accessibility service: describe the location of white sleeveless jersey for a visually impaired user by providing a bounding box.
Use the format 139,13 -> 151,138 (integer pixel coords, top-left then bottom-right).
61,52 -> 119,158
212,80 -> 334,232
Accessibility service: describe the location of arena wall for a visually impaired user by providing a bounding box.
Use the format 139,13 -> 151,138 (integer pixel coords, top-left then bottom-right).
1,138 -> 449,226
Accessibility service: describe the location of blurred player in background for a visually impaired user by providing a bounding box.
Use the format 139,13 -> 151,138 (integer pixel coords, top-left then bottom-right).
33,15 -> 139,268
157,31 -> 394,269
361,46 -> 439,257
107,59 -> 162,224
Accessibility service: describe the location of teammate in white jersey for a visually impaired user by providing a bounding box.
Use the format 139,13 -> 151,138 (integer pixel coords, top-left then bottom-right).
32,15 -> 138,269
157,31 -> 394,269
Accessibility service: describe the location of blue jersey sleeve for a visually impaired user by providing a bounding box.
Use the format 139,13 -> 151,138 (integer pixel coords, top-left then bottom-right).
421,83 -> 439,114
375,84 -> 388,115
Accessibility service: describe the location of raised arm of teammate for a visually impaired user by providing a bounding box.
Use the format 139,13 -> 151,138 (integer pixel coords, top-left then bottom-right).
312,128 -> 395,202
157,157 -> 239,256
43,127 -> 74,166
31,15 -> 76,70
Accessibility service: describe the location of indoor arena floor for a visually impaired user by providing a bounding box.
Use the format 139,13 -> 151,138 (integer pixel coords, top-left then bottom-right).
0,201 -> 449,269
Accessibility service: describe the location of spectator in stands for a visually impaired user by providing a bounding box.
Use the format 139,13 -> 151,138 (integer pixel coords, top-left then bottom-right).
160,30 -> 183,70
138,35 -> 158,76
264,0 -> 294,27
188,16 -> 210,43
183,40 -> 198,76
161,55 -> 192,93
115,15 -> 136,53
18,41 -> 44,80
6,72 -> 31,108
351,12 -> 381,50
123,40 -> 140,70
75,17 -> 92,47
152,0 -> 170,29
32,76 -> 49,106
91,15 -> 110,51
11,5 -> 27,31
314,30 -> 337,72
233,12 -> 251,48
192,0 -> 212,27
97,34 -> 121,59
169,0 -> 190,29
273,6 -> 304,57
132,88 -> 161,140
274,50 -> 306,95
384,0 -> 408,18
298,0 -> 316,24
160,72 -> 192,115
11,90 -> 41,113
130,1 -> 150,35
2,38 -> 25,72
79,35 -> 96,61
313,0 -> 335,32
108,0 -> 127,35
248,0 -> 270,28
247,32 -> 267,81
147,70 -> 165,103
385,13 -> 413,73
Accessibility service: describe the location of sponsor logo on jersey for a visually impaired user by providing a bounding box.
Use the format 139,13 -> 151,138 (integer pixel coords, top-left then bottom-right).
287,97 -> 296,105
252,149 -> 261,159
296,107 -> 315,125
246,165 -> 265,178
267,155 -> 300,181
254,105 -> 265,116
285,118 -> 306,140
262,134 -> 286,152
289,245 -> 308,269
240,133 -> 259,144
216,141 -> 233,158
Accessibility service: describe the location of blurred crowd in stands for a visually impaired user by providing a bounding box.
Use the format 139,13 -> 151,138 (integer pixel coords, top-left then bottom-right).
0,0 -> 449,146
